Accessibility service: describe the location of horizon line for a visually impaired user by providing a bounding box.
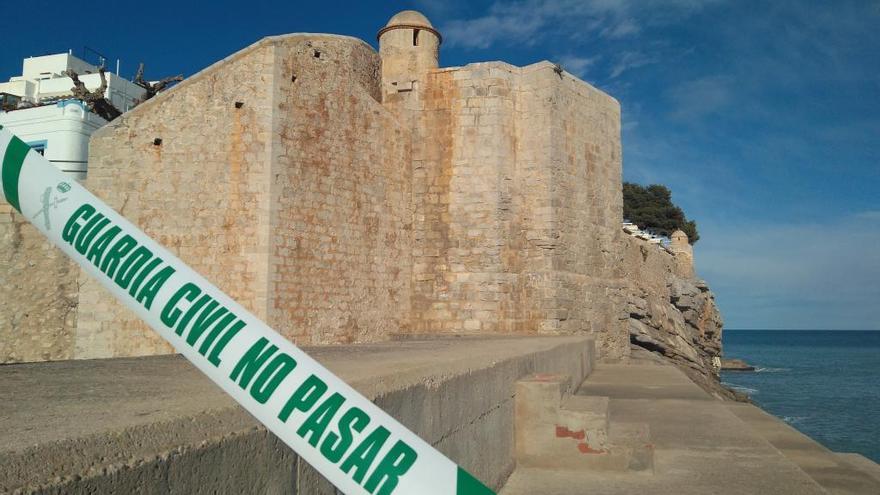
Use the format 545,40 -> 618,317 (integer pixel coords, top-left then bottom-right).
725,328 -> 880,331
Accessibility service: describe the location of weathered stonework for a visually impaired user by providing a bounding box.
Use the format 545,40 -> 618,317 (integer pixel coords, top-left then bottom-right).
266,38 -> 412,345
394,61 -> 625,360
669,229 -> 695,278
0,11 -> 721,374
0,204 -> 78,363
621,235 -> 730,398
70,34 -> 412,358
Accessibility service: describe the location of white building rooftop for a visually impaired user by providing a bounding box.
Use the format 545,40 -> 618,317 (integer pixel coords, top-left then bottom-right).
0,52 -> 147,179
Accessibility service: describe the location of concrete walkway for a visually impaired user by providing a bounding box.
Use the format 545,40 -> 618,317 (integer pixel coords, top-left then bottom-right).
501,360 -> 880,495
4,337 -> 878,494
726,402 -> 880,494
0,336 -> 593,494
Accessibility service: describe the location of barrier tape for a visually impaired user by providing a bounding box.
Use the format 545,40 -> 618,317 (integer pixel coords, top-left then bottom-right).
0,127 -> 495,495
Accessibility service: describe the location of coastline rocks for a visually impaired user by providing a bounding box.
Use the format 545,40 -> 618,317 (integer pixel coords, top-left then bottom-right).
620,236 -> 737,400
721,358 -> 756,372
625,275 -> 737,400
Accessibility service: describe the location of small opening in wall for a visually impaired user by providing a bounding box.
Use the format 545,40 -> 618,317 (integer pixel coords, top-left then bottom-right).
313,50 -> 321,58
413,29 -> 420,46
235,101 -> 244,109
291,74 -> 297,83
153,138 -> 162,146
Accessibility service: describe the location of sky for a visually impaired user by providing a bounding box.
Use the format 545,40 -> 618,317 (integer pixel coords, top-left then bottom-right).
2,1 -> 878,330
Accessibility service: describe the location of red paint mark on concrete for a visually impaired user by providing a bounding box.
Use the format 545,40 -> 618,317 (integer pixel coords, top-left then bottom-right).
555,425 -> 586,440
577,442 -> 605,454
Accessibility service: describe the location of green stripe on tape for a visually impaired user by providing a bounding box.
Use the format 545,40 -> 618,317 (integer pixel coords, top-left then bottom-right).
456,467 -> 494,495
2,135 -> 30,212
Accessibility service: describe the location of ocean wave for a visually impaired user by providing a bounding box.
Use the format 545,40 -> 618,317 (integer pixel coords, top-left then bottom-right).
722,382 -> 758,395
782,416 -> 807,425
754,367 -> 790,373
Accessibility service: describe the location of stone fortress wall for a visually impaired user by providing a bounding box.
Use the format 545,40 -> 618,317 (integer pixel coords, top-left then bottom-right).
76,34 -> 413,358
402,62 -> 624,352
0,203 -> 78,362
0,11 -> 718,381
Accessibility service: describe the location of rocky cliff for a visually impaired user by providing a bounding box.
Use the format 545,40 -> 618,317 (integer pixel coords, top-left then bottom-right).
621,236 -> 736,400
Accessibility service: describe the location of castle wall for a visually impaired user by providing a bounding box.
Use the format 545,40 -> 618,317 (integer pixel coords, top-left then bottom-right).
0,206 -> 78,363
404,61 -> 628,358
543,67 -> 628,358
266,38 -> 411,344
530,63 -> 626,358
405,63 -> 519,335
72,34 -> 410,358
0,24 -> 718,367
76,41 -> 279,358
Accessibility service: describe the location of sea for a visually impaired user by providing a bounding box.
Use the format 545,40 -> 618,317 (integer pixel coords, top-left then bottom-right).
722,330 -> 880,463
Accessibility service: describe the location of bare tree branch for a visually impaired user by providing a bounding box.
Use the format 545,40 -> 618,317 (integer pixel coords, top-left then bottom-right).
65,67 -> 122,121
133,62 -> 183,101
63,63 -> 182,120
134,62 -> 146,87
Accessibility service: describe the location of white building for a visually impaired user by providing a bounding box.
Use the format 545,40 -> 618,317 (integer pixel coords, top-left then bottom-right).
0,52 -> 146,179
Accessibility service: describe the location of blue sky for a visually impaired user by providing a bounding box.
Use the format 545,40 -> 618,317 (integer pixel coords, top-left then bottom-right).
3,1 -> 878,329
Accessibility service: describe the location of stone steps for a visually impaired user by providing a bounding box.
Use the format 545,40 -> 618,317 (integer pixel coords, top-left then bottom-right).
514,372 -> 654,473
501,362 -> 831,495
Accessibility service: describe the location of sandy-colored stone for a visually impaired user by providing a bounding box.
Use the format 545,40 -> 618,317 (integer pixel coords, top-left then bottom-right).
73,34 -> 412,358
0,11 -> 715,372
389,57 -> 625,357
620,234 -> 728,398
0,203 -> 78,363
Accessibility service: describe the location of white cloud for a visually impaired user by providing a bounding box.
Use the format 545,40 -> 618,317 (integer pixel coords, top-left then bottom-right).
413,0 -> 458,17
601,18 -> 640,38
443,13 -> 545,50
556,54 -> 600,77
440,0 -> 721,49
609,51 -> 657,78
698,213 -> 880,329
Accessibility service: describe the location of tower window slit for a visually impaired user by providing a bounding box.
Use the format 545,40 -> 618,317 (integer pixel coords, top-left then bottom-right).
413,29 -> 420,46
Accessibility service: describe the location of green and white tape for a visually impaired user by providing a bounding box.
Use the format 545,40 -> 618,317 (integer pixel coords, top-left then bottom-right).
0,127 -> 494,495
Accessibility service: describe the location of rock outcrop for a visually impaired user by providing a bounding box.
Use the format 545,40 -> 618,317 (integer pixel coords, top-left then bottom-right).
621,236 -> 736,400
721,358 -> 755,372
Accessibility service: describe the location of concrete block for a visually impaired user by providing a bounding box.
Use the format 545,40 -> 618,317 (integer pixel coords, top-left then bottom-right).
559,395 -> 610,450
514,373 -> 653,473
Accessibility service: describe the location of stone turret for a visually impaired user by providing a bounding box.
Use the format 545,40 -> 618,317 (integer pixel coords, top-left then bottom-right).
377,10 -> 441,99
669,230 -> 694,278
670,230 -> 689,247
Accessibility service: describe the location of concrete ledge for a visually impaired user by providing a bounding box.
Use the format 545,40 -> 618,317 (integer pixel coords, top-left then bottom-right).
0,336 -> 594,494
726,402 -> 880,494
837,453 -> 880,484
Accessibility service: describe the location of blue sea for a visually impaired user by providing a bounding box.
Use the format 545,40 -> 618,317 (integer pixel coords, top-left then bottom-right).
722,330 -> 880,463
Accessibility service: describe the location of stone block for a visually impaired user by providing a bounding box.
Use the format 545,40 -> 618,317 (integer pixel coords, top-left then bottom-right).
514,373 -> 653,472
